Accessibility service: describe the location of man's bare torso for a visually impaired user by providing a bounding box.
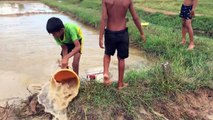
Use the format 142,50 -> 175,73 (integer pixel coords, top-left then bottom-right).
183,0 -> 194,6
104,0 -> 131,31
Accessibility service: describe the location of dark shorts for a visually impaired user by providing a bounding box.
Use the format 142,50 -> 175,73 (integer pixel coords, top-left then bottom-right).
61,39 -> 82,57
104,28 -> 129,59
179,4 -> 193,20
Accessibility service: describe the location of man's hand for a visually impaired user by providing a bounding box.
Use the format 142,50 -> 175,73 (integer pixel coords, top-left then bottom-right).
141,34 -> 146,43
99,38 -> 104,49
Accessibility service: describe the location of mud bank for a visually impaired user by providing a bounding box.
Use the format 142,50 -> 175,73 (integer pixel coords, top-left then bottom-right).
1,88 -> 213,120
153,88 -> 213,120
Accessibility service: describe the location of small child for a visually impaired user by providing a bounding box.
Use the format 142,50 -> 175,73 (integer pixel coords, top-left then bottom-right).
179,0 -> 198,50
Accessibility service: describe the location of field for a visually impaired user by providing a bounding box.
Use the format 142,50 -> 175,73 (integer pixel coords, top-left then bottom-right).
40,0 -> 213,119
5,0 -> 213,119
135,0 -> 213,17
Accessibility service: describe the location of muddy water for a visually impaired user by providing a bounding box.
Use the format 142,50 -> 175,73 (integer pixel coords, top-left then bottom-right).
0,1 -> 150,105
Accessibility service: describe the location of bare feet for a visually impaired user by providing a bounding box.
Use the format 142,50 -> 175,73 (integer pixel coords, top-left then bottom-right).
117,83 -> 128,90
103,74 -> 113,86
187,44 -> 195,50
180,40 -> 186,45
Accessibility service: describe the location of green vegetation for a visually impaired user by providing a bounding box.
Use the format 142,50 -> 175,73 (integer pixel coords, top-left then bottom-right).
40,0 -> 213,119
40,0 -> 101,27
135,10 -> 213,37
134,0 -> 213,17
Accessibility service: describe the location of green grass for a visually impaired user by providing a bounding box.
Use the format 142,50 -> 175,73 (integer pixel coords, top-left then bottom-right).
134,0 -> 213,17
135,10 -> 213,37
40,0 -> 213,119
41,0 -> 101,27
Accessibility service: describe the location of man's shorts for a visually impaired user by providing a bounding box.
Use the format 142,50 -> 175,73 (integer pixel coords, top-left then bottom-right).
61,39 -> 82,57
104,28 -> 129,59
179,4 -> 193,20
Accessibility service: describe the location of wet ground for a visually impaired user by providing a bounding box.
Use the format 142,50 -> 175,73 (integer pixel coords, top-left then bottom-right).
0,1 -> 150,105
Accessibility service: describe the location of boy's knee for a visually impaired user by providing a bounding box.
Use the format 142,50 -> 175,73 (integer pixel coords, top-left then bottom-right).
185,23 -> 192,29
182,22 -> 186,27
72,61 -> 79,68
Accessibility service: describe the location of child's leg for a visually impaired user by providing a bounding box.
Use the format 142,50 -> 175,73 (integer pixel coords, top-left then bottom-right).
73,52 -> 81,75
181,18 -> 187,45
103,54 -> 112,85
117,57 -> 128,90
186,19 -> 195,50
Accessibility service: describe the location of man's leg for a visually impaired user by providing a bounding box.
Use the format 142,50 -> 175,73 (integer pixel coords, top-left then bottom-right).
186,19 -> 195,50
117,57 -> 128,90
181,18 -> 187,45
103,54 -> 112,85
73,52 -> 81,75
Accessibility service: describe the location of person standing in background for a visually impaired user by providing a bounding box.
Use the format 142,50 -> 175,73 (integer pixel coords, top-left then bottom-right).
180,0 -> 198,50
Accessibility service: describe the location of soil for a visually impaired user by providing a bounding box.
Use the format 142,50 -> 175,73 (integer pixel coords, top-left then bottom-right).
153,88 -> 213,120
139,5 -> 203,16
1,88 -> 213,120
142,6 -> 177,16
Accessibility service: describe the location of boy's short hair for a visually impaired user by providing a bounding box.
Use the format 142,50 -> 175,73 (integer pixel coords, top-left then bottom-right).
46,17 -> 64,33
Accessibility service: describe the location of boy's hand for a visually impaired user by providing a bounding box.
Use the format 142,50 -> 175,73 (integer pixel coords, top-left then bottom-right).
190,10 -> 195,17
61,58 -> 68,69
99,38 -> 104,49
57,59 -> 61,67
141,34 -> 146,43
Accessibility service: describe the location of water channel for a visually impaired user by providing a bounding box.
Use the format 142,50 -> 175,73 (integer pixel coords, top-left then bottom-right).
0,1 -> 151,105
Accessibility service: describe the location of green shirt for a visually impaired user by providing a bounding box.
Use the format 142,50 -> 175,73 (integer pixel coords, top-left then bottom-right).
55,23 -> 82,46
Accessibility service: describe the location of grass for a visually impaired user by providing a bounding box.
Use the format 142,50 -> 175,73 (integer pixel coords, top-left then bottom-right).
135,10 -> 213,37
134,0 -> 213,17
40,0 -> 213,119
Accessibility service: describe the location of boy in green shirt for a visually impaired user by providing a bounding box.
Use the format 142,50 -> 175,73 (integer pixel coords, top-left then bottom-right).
46,17 -> 83,75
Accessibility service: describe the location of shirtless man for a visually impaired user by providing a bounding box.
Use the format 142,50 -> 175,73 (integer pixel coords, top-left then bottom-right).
180,0 -> 198,50
99,0 -> 146,90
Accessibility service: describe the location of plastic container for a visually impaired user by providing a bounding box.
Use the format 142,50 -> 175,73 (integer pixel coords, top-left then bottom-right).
53,69 -> 80,88
85,67 -> 104,82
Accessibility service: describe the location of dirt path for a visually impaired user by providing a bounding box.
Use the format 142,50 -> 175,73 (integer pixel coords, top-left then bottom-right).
142,6 -> 178,15
139,6 -> 203,16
